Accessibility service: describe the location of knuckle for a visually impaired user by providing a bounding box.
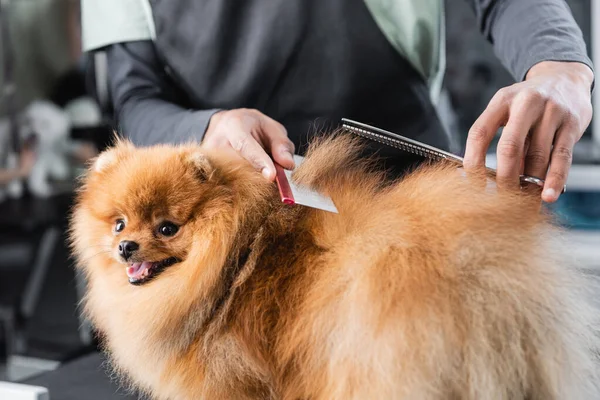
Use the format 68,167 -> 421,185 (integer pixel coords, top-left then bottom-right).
247,108 -> 265,120
225,112 -> 244,125
563,112 -> 580,131
244,148 -> 268,170
232,108 -> 259,123
231,133 -> 251,153
277,121 -> 289,135
271,121 -> 288,137
524,148 -> 548,166
494,87 -> 511,103
546,99 -> 566,116
497,138 -> 522,159
462,158 -> 479,170
580,107 -> 593,128
249,156 -> 266,170
468,124 -> 489,143
280,139 -> 295,152
549,168 -> 568,183
519,88 -> 545,105
552,145 -> 573,163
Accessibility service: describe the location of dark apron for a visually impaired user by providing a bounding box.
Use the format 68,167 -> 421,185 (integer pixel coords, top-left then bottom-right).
149,0 -> 449,175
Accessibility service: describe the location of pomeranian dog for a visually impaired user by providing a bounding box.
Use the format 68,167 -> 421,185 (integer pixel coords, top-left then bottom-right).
70,133 -> 600,399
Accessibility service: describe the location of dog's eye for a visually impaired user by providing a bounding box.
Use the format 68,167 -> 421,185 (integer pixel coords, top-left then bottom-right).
115,219 -> 126,233
158,222 -> 179,237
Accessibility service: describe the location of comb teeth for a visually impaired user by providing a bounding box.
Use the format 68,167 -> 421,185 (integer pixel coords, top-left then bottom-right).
341,119 -> 550,191
342,124 -> 449,161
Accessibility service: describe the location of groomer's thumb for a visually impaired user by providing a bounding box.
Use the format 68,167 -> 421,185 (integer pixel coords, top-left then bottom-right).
271,140 -> 295,170
259,116 -> 295,170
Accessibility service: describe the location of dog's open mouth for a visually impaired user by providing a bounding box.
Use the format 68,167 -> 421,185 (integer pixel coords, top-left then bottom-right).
126,257 -> 179,285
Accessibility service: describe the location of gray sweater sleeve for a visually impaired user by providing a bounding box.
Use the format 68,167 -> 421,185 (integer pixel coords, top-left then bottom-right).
465,0 -> 594,82
106,40 -> 221,147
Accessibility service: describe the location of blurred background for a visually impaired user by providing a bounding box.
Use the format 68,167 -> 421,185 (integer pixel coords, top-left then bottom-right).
0,0 -> 598,391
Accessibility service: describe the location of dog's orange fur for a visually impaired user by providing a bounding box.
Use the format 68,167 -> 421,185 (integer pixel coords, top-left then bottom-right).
70,133 -> 600,399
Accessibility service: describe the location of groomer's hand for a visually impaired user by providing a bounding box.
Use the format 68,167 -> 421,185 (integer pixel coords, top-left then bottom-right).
203,108 -> 295,180
463,61 -> 593,203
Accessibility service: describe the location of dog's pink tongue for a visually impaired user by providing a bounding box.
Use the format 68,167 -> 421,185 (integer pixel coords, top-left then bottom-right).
126,262 -> 153,279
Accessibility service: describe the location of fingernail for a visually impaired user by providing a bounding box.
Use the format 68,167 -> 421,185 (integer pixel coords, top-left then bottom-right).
261,167 -> 271,179
281,146 -> 293,157
543,188 -> 557,201
285,152 -> 295,167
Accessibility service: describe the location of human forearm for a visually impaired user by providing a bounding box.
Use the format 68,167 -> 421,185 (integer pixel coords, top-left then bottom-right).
107,41 -> 221,147
466,0 -> 593,82
116,95 -> 221,147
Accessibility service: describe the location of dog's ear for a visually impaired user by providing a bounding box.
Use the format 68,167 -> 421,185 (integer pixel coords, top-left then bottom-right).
93,136 -> 134,173
186,150 -> 216,181
93,150 -> 118,172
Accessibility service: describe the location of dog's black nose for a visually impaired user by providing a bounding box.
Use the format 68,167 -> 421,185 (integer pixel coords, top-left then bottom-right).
118,240 -> 139,260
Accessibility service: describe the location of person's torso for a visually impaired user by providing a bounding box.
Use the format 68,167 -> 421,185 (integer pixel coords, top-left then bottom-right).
149,0 -> 450,161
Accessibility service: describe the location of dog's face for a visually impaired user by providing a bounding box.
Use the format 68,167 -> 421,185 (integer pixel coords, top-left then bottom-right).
73,140 -> 222,286
107,199 -> 190,286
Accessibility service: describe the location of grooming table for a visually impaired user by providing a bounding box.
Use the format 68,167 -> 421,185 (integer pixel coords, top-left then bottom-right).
10,352 -> 139,400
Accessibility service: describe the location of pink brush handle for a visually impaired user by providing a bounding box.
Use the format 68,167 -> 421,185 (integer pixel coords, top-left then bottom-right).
274,163 -> 295,205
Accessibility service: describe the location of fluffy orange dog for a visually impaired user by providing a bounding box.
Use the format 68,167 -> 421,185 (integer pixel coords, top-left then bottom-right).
70,133 -> 600,399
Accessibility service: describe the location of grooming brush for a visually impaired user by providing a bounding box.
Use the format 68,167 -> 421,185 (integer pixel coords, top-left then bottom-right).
341,118 -> 557,191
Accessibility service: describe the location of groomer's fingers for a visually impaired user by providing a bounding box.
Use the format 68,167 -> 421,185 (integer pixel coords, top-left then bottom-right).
463,89 -> 510,170
495,91 -> 545,188
227,127 -> 277,180
523,102 -> 564,180
542,125 -> 576,203
257,115 -> 296,170
203,109 -> 292,181
520,135 -> 530,175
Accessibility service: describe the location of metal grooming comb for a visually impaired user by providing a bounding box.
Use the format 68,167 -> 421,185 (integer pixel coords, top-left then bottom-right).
341,118 -> 553,190
274,155 -> 339,213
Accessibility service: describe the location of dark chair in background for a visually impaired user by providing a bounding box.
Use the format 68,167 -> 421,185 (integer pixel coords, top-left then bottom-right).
0,195 -> 65,363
